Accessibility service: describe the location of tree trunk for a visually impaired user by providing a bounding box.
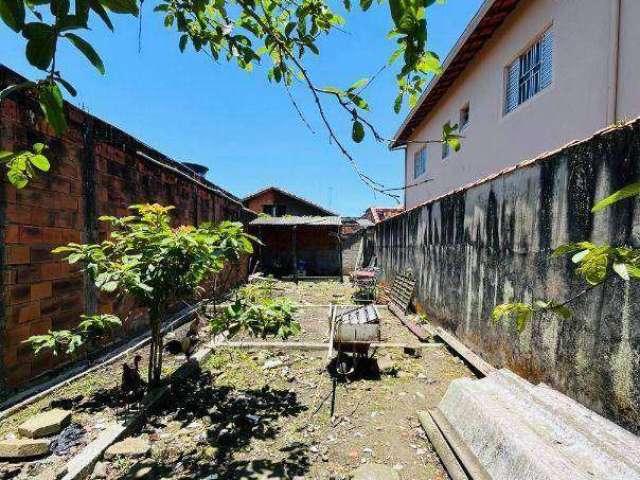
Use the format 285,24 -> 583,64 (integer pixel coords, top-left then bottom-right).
148,307 -> 164,387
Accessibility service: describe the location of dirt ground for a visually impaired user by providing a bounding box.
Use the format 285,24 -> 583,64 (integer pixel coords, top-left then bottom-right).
0,322 -> 192,480
1,280 -> 473,480
99,281 -> 473,479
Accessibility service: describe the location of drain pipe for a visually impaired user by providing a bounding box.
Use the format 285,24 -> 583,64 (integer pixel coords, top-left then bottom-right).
607,0 -> 621,125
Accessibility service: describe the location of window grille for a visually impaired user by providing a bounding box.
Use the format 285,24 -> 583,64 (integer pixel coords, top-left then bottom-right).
505,29 -> 552,114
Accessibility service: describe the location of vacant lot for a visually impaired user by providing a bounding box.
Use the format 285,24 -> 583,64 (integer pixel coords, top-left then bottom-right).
1,280 -> 473,480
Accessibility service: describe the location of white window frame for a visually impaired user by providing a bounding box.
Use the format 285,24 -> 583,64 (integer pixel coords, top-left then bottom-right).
414,147 -> 427,178
504,28 -> 553,115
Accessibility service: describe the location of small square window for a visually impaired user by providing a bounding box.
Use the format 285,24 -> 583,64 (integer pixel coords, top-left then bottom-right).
459,104 -> 470,131
442,140 -> 449,159
414,147 -> 427,179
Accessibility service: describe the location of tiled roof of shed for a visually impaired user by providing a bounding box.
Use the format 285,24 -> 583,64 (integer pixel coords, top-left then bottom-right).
391,0 -> 521,148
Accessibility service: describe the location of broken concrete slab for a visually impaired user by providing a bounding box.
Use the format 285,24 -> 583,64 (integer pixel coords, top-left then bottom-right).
436,369 -> 640,480
104,437 -> 150,460
18,408 -> 72,438
0,438 -> 50,459
352,463 -> 400,480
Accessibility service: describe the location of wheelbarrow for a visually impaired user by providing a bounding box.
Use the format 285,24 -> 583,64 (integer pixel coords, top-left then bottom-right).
328,305 -> 381,376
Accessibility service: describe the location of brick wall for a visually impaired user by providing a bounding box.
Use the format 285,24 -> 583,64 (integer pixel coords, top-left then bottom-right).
245,188 -> 334,217
0,65 -> 254,392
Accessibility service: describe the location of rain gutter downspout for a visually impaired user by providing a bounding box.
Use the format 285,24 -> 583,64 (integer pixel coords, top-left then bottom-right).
607,0 -> 622,125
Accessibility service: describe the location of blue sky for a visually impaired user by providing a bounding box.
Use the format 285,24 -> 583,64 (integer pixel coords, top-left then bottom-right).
0,0 -> 482,216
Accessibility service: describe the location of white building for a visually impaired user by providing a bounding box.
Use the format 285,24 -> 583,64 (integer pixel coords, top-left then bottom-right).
392,0 -> 640,209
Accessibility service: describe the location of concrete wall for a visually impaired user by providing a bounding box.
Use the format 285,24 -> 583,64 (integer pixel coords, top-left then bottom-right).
0,66 -> 253,391
341,229 -> 366,274
376,119 -> 640,433
405,0 -> 640,209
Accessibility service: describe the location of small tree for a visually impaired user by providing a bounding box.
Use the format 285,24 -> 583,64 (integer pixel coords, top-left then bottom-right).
25,204 -> 255,386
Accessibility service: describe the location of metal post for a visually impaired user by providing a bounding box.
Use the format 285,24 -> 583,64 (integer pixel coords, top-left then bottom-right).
292,225 -> 298,284
338,225 -> 344,282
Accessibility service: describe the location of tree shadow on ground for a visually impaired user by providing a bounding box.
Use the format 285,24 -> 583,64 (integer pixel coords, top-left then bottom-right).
146,367 -> 310,479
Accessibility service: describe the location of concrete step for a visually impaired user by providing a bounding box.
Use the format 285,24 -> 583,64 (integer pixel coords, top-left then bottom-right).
437,369 -> 640,480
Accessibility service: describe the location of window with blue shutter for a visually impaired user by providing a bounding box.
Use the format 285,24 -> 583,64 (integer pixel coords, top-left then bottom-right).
504,61 -> 520,114
540,29 -> 553,89
504,29 -> 552,115
414,147 -> 427,178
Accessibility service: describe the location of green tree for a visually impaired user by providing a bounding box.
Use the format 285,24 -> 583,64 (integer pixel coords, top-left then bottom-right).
24,203 -> 257,386
0,0 -> 460,197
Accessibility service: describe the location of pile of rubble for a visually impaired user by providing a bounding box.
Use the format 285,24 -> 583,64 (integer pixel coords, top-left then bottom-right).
0,408 -> 82,479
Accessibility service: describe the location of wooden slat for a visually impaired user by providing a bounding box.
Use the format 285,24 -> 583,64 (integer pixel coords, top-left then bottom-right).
434,327 -> 495,377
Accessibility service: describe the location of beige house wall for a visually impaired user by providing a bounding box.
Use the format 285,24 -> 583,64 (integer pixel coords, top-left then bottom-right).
404,0 -> 640,210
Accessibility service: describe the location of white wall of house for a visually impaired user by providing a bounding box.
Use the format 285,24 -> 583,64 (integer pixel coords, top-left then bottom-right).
404,0 -> 640,210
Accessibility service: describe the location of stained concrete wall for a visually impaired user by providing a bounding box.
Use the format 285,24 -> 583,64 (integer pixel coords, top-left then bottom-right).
375,119 -> 640,433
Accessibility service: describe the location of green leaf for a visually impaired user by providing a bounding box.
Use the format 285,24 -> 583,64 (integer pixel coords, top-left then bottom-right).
388,0 -> 403,27
352,120 -> 365,143
56,77 -> 78,96
89,0 -> 113,29
417,51 -> 442,75
64,33 -> 105,74
38,82 -> 68,136
30,154 -> 50,171
179,34 -> 188,52
360,0 -> 373,11
7,168 -> 28,188
388,47 -> 403,66
32,143 -> 45,154
447,137 -> 461,152
22,21 -> 54,39
393,92 -> 403,114
100,0 -> 138,15
25,26 -> 57,70
613,262 -> 630,281
571,249 -> 590,264
626,265 -> 640,279
346,92 -> 369,111
591,182 -> 640,212
0,0 -> 25,32
348,78 -> 368,92
50,0 -> 70,17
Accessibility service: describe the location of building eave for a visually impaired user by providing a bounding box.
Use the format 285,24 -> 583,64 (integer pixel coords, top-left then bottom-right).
390,0 -> 521,149
242,186 -> 339,216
